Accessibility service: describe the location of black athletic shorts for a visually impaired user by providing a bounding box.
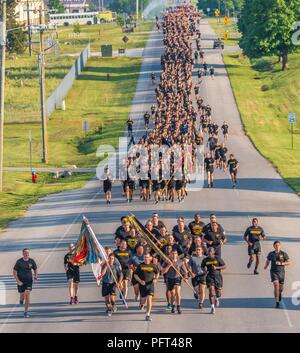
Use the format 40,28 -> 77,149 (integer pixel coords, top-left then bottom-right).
140,180 -> 149,189
103,182 -> 112,193
248,243 -> 261,256
175,180 -> 183,191
139,282 -> 154,297
66,269 -> 80,283
152,182 -> 161,191
122,268 -> 131,280
167,277 -> 182,291
192,274 -> 206,287
230,169 -> 237,176
131,275 -> 139,286
206,274 -> 223,289
271,271 -> 285,284
206,168 -> 214,174
17,280 -> 33,293
168,180 -> 175,190
124,180 -> 135,190
102,282 -> 117,297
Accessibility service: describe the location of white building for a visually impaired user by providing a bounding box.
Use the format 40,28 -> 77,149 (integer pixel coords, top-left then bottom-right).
15,0 -> 45,25
62,0 -> 89,13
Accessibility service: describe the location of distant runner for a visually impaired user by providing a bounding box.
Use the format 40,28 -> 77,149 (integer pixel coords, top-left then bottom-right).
13,248 -> 38,318
227,154 -> 239,188
264,241 -> 290,308
64,243 -> 80,305
244,218 -> 266,275
201,247 -> 226,314
134,253 -> 159,321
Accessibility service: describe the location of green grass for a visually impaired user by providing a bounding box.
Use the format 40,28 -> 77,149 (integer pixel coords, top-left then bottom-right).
224,52 -> 300,195
1,21 -> 152,231
5,54 -> 76,123
0,172 -> 93,230
48,21 -> 153,54
5,21 -> 153,124
1,54 -> 144,230
4,57 -> 142,168
208,17 -> 241,46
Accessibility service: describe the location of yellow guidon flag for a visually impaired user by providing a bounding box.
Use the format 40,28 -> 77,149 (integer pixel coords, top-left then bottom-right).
127,214 -> 198,297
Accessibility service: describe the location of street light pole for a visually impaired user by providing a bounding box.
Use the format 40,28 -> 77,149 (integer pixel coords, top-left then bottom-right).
39,5 -> 48,164
0,0 -> 6,192
26,0 -> 32,56
136,0 -> 139,25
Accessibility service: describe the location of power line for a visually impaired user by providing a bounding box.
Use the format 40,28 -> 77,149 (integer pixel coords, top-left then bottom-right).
0,0 -> 6,193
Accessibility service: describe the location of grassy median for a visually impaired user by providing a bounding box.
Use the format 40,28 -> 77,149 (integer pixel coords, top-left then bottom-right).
224,52 -> 300,195
1,20 -> 152,231
57,21 -> 154,53
208,17 -> 240,46
1,56 -> 142,230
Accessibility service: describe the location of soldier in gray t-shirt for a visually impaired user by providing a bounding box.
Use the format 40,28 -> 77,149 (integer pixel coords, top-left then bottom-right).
101,253 -> 123,316
187,246 -> 207,309
162,250 -> 188,314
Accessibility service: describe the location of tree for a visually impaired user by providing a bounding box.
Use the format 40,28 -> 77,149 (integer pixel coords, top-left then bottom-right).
73,23 -> 81,34
238,0 -> 300,70
197,0 -> 244,16
109,0 -> 150,16
48,0 -> 65,13
5,0 -> 26,54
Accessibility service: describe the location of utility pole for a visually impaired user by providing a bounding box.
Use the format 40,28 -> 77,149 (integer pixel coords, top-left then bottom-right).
39,5 -> 48,164
26,0 -> 32,56
0,0 -> 6,192
136,0 -> 139,25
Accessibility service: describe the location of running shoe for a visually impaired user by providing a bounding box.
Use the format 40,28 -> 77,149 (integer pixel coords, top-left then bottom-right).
171,305 -> 176,314
215,297 -> 220,307
211,306 -> 216,314
140,304 -> 145,310
145,315 -> 152,321
198,302 -> 203,309
254,269 -> 259,275
276,302 -> 280,309
177,305 -> 182,314
69,297 -> 74,305
167,303 -> 172,310
247,261 -> 252,269
107,310 -> 112,317
194,293 -> 199,300
24,312 -> 30,318
74,296 -> 78,304
112,305 -> 117,313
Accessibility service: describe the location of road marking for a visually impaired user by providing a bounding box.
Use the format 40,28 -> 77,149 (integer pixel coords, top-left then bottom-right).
0,188 -> 101,333
233,187 -> 293,329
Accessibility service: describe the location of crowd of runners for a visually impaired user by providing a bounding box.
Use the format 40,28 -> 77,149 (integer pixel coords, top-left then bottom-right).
12,4 -> 290,323
102,4 -> 239,205
14,213 -> 290,320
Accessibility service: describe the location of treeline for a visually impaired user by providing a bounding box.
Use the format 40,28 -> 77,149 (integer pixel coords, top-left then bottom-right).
238,0 -> 300,71
1,0 -> 27,54
197,0 -> 244,15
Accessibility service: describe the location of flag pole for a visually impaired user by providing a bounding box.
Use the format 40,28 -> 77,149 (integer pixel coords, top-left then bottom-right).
127,214 -> 197,296
82,217 -> 129,308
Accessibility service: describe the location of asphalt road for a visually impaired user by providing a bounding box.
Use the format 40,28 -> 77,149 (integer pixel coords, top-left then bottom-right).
0,21 -> 300,333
